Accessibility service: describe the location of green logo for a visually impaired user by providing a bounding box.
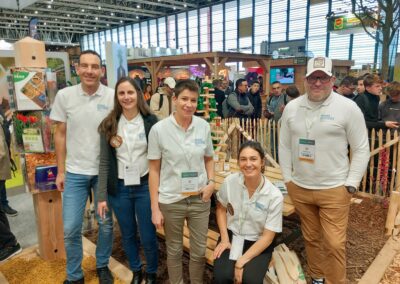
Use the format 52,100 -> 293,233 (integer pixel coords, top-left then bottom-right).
13,71 -> 29,82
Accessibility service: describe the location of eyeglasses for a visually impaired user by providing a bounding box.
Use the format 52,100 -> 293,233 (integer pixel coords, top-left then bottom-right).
306,76 -> 331,84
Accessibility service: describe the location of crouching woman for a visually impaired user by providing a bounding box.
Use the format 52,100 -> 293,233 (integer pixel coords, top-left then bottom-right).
213,141 -> 283,284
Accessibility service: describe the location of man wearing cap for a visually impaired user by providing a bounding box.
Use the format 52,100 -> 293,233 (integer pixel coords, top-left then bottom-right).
279,57 -> 370,284
150,77 -> 176,120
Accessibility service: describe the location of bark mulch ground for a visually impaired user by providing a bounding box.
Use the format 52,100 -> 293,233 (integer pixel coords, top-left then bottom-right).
85,195 -> 389,283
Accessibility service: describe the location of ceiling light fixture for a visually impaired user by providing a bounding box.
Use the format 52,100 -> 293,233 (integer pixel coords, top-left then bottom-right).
81,9 -> 85,12
98,6 -> 101,10
111,12 -> 114,16
137,5 -> 140,8
173,6 -> 176,10
35,11 -> 38,14
136,16 -> 139,19
184,4 -> 187,8
120,20 -> 123,23
47,5 -> 51,8
67,14 -> 70,17
44,22 -> 47,25
106,23 -> 110,26
24,15 -> 27,19
95,17 -> 98,20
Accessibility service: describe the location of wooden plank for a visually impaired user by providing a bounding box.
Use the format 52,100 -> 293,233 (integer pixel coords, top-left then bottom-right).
32,190 -> 66,260
358,238 -> 400,284
82,237 -> 133,283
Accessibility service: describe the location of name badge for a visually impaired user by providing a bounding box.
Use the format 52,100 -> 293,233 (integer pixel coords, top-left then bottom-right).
124,164 -> 140,186
181,171 -> 199,195
298,138 -> 315,162
229,234 -> 244,260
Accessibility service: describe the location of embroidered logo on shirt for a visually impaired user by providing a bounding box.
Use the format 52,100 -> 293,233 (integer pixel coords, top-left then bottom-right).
194,138 -> 205,145
320,114 -> 334,121
97,104 -> 109,111
255,201 -> 266,211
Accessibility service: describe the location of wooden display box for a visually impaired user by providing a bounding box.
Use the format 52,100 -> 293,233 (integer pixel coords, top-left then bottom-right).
14,37 -> 47,68
33,190 -> 66,260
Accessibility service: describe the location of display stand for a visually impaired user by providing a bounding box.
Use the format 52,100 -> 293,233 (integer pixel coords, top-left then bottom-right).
12,37 -> 65,260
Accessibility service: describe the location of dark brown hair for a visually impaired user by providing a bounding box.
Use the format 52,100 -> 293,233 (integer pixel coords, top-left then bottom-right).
79,50 -> 101,64
238,141 -> 266,172
174,79 -> 199,97
363,74 -> 383,88
386,81 -> 400,97
98,77 -> 153,142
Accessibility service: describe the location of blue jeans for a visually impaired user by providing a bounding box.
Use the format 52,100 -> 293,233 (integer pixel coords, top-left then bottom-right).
63,172 -> 114,281
108,180 -> 158,273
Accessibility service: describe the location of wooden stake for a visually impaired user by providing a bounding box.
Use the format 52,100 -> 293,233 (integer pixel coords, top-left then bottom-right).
375,130 -> 383,195
369,129 -> 376,194
385,191 -> 400,236
390,131 -> 398,193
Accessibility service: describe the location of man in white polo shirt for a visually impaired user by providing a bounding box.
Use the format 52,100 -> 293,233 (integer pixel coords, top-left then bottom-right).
50,50 -> 114,284
279,57 -> 370,284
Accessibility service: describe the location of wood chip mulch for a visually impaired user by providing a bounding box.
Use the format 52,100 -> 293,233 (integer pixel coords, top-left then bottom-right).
0,253 -> 125,284
85,195 -> 390,283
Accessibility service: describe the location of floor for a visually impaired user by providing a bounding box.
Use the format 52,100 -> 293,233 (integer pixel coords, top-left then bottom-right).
7,186 -> 38,249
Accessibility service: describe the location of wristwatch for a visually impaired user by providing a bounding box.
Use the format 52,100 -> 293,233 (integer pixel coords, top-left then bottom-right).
345,186 -> 357,194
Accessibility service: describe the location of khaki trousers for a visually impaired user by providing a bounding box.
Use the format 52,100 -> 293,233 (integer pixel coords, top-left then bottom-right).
159,195 -> 210,284
287,182 -> 352,284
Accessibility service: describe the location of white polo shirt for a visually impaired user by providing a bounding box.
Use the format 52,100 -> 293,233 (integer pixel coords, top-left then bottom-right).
50,84 -> 114,175
279,91 -> 370,189
147,113 -> 214,204
116,114 -> 148,179
216,173 -> 283,241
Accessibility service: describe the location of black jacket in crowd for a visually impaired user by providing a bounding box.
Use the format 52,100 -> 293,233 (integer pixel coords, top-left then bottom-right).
354,91 -> 386,130
214,88 -> 226,118
247,90 -> 262,119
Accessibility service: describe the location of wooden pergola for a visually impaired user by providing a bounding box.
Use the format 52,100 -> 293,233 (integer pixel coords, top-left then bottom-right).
128,51 -> 272,94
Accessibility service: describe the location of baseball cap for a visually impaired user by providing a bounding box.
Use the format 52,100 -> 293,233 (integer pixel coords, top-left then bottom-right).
306,57 -> 333,77
164,77 -> 176,89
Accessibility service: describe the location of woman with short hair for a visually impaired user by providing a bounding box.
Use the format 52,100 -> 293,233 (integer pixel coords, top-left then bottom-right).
148,79 -> 215,284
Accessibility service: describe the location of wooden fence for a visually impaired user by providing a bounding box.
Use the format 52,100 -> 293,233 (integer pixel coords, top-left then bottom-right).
215,118 -> 400,198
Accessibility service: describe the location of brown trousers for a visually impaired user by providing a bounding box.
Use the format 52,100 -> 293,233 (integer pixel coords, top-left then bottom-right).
287,182 -> 352,284
159,195 -> 210,284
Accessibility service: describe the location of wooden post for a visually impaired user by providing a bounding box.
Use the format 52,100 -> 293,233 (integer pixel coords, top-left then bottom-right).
32,191 -> 66,260
375,130 -> 383,194
369,129 -> 376,194
385,191 -> 400,235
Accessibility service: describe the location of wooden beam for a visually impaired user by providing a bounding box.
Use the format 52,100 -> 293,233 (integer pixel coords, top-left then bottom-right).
203,57 -> 214,71
257,59 -> 271,96
213,56 -> 219,79
155,60 -> 164,76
